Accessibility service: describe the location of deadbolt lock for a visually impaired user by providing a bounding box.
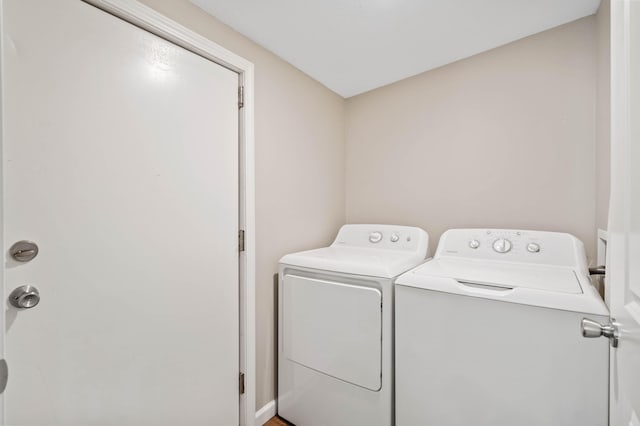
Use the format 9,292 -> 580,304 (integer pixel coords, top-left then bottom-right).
9,240 -> 39,262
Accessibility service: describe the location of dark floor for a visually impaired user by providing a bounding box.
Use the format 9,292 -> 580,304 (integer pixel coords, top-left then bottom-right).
264,416 -> 293,426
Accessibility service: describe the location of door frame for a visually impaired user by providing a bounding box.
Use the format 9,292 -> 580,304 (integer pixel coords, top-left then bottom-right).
0,0 -> 257,424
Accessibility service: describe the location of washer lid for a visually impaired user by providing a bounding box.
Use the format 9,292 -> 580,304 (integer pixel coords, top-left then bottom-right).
396,258 -> 608,315
280,246 -> 426,278
414,258 -> 582,294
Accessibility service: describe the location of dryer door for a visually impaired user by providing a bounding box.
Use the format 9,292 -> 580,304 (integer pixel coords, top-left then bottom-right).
282,274 -> 382,391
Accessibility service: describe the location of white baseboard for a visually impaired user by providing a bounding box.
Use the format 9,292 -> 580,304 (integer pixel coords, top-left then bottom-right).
255,400 -> 276,425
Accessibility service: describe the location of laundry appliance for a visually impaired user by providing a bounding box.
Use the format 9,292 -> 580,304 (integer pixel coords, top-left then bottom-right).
394,228 -> 609,426
278,224 -> 429,426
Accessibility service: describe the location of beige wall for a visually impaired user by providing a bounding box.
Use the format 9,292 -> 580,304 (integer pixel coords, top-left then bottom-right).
346,17 -> 598,261
138,0 -> 346,409
596,1 -> 611,231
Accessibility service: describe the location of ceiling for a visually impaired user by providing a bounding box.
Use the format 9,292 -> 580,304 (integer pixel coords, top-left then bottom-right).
191,0 -> 601,98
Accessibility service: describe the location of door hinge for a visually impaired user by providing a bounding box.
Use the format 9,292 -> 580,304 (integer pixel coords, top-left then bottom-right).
238,85 -> 244,109
239,229 -> 245,252
239,372 -> 245,394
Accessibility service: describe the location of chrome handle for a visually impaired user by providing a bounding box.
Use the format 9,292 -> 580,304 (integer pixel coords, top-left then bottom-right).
9,285 -> 40,309
0,359 -> 7,394
581,318 -> 619,348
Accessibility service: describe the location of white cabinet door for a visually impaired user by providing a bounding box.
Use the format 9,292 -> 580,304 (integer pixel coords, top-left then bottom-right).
1,0 -> 240,424
608,1 -> 640,425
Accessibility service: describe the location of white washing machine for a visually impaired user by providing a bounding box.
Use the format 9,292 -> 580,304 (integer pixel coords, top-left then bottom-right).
395,229 -> 609,426
278,224 -> 429,426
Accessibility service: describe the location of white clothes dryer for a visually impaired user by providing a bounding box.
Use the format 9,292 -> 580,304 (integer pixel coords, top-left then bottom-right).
278,224 -> 429,426
394,229 -> 609,426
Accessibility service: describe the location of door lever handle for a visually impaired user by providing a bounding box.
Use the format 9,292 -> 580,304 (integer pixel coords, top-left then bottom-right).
581,318 -> 619,347
0,359 -> 7,394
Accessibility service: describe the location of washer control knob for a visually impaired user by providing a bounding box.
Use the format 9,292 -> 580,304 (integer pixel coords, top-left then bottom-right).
390,233 -> 400,243
469,239 -> 480,249
492,238 -> 512,253
369,232 -> 383,243
527,242 -> 541,253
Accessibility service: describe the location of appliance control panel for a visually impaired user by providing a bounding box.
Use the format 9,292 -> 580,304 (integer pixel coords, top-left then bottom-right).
436,229 -> 583,267
331,224 -> 429,254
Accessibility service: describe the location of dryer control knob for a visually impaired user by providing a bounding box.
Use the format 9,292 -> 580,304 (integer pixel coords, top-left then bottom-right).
390,233 -> 400,243
469,239 -> 480,249
527,242 -> 541,253
369,232 -> 383,243
492,238 -> 512,253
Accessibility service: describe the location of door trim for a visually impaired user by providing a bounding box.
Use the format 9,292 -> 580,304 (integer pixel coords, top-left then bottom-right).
0,0 -> 257,425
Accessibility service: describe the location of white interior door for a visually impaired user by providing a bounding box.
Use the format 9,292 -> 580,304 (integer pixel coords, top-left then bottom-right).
608,0 -> 640,424
1,0 -> 240,424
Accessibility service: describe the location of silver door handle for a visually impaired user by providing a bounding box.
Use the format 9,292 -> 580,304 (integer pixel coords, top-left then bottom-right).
9,285 -> 40,309
581,318 -> 619,348
0,359 -> 7,394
